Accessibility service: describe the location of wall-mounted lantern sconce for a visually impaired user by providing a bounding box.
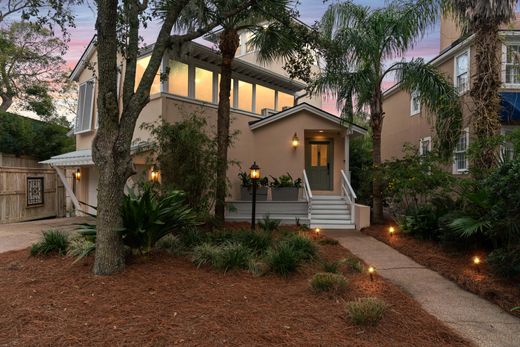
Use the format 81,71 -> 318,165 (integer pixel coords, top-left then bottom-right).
292,132 -> 300,149
74,168 -> 81,181
150,165 -> 160,183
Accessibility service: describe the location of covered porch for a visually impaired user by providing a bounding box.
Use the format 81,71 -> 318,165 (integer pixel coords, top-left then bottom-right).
226,103 -> 368,229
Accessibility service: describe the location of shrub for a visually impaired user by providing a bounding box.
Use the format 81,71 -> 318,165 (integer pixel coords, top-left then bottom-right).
318,238 -> 339,245
265,242 -> 301,276
345,297 -> 388,326
345,257 -> 364,273
192,243 -> 220,268
310,272 -> 349,295
282,234 -> 316,261
248,259 -> 270,277
321,259 -> 341,273
487,247 -> 520,279
258,215 -> 281,232
67,235 -> 95,263
30,230 -> 69,256
214,242 -> 252,272
156,234 -> 183,255
234,229 -> 272,254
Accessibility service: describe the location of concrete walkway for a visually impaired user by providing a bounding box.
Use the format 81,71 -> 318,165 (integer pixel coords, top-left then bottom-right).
325,230 -> 520,347
0,217 -> 91,253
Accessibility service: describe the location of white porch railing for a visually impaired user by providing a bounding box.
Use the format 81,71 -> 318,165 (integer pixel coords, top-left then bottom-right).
341,169 -> 356,224
302,169 -> 312,220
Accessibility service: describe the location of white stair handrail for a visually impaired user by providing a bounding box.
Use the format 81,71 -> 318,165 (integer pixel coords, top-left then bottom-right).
302,169 -> 313,201
340,169 -> 356,202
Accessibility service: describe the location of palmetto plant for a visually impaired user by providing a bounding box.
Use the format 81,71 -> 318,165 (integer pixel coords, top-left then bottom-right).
314,0 -> 463,223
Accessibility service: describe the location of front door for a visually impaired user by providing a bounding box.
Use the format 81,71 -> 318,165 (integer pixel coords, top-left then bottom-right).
305,139 -> 333,190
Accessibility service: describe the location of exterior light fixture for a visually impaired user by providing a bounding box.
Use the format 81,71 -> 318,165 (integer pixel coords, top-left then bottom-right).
315,227 -> 321,234
74,168 -> 81,181
368,266 -> 375,281
249,162 -> 260,230
388,226 -> 395,237
291,132 -> 300,148
473,256 -> 481,272
150,165 -> 160,182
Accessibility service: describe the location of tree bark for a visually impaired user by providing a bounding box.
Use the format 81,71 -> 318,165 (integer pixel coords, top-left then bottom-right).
215,29 -> 240,223
370,91 -> 384,224
470,22 -> 502,173
0,94 -> 12,111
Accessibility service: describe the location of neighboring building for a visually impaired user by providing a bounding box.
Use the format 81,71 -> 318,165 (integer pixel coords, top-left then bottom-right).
42,32 -> 369,229
382,16 -> 520,173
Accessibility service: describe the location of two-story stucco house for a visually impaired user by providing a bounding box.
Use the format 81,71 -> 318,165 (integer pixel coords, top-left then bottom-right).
382,16 -> 520,172
42,32 -> 369,230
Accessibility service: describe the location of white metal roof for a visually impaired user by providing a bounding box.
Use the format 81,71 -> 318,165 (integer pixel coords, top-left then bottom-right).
39,149 -> 94,167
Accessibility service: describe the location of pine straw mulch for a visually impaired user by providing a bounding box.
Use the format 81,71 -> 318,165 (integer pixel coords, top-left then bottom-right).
363,224 -> 520,319
0,231 -> 471,346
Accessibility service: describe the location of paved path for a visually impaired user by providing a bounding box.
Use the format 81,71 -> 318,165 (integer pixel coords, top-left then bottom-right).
0,217 -> 91,253
324,230 -> 520,347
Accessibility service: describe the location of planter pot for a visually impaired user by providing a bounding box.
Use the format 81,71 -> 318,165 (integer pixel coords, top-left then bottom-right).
271,187 -> 299,201
240,186 -> 268,201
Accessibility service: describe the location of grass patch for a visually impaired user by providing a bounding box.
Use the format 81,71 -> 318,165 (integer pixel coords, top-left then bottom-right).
258,215 -> 281,232
192,242 -> 252,272
282,234 -> 316,260
156,234 -> 183,255
345,297 -> 388,326
345,257 -> 364,273
265,242 -> 301,276
310,272 -> 349,295
68,235 -> 95,263
321,259 -> 342,273
30,230 -> 69,256
192,242 -> 220,268
318,238 -> 339,245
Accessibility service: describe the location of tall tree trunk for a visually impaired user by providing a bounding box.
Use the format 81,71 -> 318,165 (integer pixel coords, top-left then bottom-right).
370,92 -> 384,224
0,94 -> 12,111
471,22 -> 501,174
215,29 -> 240,223
92,0 -> 126,275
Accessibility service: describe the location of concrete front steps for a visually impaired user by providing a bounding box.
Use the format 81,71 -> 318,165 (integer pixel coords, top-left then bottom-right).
310,195 -> 355,229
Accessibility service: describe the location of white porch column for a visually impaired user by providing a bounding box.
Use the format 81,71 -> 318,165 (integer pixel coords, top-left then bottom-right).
344,130 -> 350,179
54,166 -> 81,212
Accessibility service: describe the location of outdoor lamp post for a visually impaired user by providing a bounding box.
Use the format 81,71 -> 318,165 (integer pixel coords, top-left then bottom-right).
249,161 -> 260,230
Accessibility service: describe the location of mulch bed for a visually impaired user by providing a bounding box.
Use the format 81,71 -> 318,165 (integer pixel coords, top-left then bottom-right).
0,232 -> 471,346
363,224 -> 520,319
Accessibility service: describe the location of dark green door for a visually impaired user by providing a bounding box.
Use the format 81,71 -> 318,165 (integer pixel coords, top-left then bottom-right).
305,139 -> 333,190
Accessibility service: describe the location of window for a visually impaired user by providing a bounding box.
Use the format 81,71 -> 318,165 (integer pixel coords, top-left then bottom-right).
255,84 -> 275,114
410,90 -> 420,115
237,31 -> 255,56
419,137 -> 431,155
75,80 -> 95,133
195,67 -> 213,102
455,50 -> 469,93
277,92 -> 294,111
504,44 -> 520,85
311,143 -> 328,167
237,81 -> 253,112
501,128 -> 516,161
168,60 -> 189,97
135,56 -> 160,94
27,177 -> 44,206
453,128 -> 469,173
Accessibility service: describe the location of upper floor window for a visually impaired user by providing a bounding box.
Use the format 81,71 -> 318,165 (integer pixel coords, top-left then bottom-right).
410,90 -> 420,115
195,67 -> 213,102
453,128 -> 469,174
75,79 -> 95,134
455,50 -> 469,94
419,136 -> 431,155
169,61 -> 189,97
277,92 -> 294,111
237,31 -> 255,57
256,84 -> 275,114
237,80 -> 253,112
504,44 -> 520,85
135,56 -> 160,94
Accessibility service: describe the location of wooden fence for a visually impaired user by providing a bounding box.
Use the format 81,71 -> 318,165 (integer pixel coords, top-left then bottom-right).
0,166 -> 65,224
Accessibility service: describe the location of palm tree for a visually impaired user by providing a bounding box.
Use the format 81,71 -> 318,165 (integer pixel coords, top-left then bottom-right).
442,1 -> 518,172
314,0 -> 463,224
178,0 -> 297,223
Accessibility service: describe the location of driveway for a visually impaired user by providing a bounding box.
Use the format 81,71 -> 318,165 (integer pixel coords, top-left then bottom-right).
0,217 -> 92,253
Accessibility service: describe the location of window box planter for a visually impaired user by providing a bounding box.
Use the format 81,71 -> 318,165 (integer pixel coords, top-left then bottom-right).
271,187 -> 299,201
240,186 -> 268,201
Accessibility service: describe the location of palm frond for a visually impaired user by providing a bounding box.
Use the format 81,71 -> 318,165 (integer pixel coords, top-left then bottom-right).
449,216 -> 491,238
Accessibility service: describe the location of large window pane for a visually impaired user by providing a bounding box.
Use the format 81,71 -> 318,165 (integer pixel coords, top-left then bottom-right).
195,67 -> 213,102
217,74 -> 234,106
169,60 -> 189,96
237,80 -> 252,112
135,56 -> 160,94
255,84 -> 275,114
277,92 -> 294,111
